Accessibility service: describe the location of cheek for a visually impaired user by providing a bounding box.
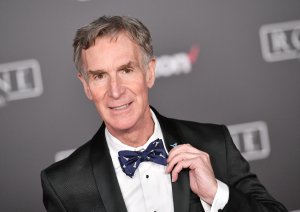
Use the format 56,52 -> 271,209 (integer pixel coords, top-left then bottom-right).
133,81 -> 149,102
89,85 -> 106,102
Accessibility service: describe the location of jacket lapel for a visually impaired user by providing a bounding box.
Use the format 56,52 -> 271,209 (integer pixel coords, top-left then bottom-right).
90,124 -> 127,212
155,110 -> 191,212
154,108 -> 205,212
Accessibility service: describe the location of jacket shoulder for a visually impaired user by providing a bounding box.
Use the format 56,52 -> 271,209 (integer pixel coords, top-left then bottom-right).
41,140 -> 92,179
159,114 -> 228,141
41,139 -> 106,211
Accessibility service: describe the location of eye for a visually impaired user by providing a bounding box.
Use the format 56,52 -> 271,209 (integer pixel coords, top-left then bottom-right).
121,68 -> 134,74
92,73 -> 105,80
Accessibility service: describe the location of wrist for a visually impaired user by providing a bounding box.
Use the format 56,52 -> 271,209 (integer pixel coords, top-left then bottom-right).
201,180 -> 218,205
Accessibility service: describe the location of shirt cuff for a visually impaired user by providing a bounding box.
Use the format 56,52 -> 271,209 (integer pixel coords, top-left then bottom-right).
200,179 -> 229,212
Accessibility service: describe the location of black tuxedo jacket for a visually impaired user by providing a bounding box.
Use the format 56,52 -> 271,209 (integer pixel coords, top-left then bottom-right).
41,109 -> 287,212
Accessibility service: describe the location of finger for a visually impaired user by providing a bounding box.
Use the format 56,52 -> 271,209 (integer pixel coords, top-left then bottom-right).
171,158 -> 194,182
166,152 -> 199,173
168,144 -> 201,162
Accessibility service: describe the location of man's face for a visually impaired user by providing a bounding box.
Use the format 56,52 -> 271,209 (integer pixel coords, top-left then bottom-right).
78,33 -> 156,135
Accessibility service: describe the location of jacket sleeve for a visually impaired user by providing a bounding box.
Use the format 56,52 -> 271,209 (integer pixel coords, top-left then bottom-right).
41,170 -> 67,212
220,125 -> 288,212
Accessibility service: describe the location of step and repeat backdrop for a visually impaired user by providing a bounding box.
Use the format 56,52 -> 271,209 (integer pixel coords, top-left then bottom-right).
0,0 -> 299,211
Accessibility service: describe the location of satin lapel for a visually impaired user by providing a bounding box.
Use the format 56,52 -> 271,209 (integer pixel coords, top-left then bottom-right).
154,110 -> 191,212
90,124 -> 127,212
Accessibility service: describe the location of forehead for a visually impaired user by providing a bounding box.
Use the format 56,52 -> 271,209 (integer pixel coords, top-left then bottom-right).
82,33 -> 143,71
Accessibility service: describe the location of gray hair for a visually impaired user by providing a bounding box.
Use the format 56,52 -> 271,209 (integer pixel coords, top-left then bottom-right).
73,15 -> 154,75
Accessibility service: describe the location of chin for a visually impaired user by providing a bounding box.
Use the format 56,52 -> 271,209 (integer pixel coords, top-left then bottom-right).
106,118 -> 138,132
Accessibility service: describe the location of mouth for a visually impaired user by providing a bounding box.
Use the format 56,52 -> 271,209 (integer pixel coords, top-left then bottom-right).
109,102 -> 132,111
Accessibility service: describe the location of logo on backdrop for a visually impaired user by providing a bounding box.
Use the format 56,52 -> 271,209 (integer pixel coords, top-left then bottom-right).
259,20 -> 300,62
228,121 -> 270,161
54,121 -> 271,162
155,45 -> 199,78
0,59 -> 43,108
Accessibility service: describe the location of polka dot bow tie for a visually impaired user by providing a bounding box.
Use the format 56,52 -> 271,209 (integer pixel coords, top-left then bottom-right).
118,138 -> 168,177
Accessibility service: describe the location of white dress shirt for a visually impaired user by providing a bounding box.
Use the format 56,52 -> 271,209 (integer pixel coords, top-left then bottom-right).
105,110 -> 229,212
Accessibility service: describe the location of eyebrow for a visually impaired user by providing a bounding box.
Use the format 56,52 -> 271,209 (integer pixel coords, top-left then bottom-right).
87,61 -> 135,75
117,61 -> 135,71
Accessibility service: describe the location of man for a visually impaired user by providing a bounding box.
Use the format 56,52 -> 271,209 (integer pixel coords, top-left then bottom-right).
41,16 -> 287,212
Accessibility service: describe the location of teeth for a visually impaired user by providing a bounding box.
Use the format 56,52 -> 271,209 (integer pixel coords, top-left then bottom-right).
111,103 -> 129,110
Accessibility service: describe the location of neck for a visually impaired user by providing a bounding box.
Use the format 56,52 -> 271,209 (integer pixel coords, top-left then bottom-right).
107,108 -> 155,147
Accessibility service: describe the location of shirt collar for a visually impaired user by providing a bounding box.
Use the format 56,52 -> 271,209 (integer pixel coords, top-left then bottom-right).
105,109 -> 167,169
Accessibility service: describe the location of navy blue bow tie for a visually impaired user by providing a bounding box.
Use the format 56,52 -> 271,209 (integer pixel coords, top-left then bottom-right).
118,138 -> 168,177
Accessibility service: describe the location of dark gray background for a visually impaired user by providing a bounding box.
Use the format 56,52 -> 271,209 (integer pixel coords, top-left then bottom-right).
0,0 -> 299,211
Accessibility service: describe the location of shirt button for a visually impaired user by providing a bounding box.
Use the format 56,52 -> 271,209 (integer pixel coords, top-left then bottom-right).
146,174 -> 149,179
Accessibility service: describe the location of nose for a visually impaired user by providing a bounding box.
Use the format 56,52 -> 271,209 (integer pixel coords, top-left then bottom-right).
107,75 -> 125,99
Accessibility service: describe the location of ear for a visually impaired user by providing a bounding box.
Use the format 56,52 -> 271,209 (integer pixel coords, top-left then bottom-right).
146,58 -> 156,88
77,72 -> 93,100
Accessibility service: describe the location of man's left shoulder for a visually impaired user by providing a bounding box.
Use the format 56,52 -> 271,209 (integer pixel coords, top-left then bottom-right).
174,118 -> 225,133
161,114 -> 227,139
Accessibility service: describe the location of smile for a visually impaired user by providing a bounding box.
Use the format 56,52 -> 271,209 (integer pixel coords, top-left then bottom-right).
109,103 -> 132,110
